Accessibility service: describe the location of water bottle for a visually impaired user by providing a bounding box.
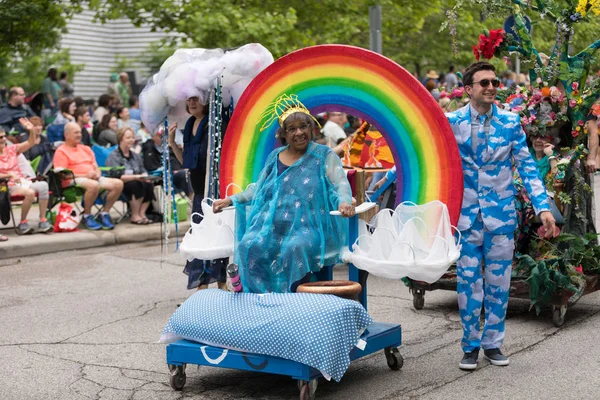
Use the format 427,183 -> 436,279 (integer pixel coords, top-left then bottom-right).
227,263 -> 243,293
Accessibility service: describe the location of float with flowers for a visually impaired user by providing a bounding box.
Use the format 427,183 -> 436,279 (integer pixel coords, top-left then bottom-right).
408,0 -> 600,326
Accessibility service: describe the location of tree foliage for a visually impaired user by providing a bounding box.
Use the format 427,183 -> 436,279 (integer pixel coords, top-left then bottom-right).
89,0 -> 442,71
0,50 -> 84,94
0,0 -> 74,57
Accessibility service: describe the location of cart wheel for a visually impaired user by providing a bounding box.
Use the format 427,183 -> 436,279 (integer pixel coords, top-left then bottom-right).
168,364 -> 186,391
384,347 -> 404,370
412,290 -> 425,310
552,305 -> 567,327
298,379 -> 318,400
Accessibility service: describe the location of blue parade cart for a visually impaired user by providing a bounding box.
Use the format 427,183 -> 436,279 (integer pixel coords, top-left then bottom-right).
165,202 -> 403,399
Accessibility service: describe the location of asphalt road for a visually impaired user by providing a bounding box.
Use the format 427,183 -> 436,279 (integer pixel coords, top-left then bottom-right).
1,242 -> 599,400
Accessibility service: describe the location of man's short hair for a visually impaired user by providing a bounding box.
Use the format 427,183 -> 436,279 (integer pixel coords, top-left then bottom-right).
98,94 -> 111,108
463,62 -> 496,86
74,106 -> 88,121
8,87 -> 22,99
64,122 -> 79,136
129,95 -> 138,107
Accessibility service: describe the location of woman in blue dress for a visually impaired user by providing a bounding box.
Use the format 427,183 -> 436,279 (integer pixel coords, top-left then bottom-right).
213,95 -> 355,293
168,96 -> 228,290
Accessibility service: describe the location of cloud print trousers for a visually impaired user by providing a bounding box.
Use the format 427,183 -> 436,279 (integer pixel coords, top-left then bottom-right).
456,213 -> 514,353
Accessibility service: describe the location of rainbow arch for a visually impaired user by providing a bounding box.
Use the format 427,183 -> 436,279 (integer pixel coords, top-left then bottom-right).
220,45 -> 463,225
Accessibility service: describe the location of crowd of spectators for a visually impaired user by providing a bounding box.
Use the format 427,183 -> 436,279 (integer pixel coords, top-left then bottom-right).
0,68 -> 191,241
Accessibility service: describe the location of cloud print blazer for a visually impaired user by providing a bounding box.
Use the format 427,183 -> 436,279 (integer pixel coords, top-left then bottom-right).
446,104 -> 550,234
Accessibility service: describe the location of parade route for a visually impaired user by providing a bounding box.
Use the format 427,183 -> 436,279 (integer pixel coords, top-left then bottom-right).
1,241 -> 599,400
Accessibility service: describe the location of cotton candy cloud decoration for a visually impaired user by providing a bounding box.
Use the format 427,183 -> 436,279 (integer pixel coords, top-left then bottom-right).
140,43 -> 274,133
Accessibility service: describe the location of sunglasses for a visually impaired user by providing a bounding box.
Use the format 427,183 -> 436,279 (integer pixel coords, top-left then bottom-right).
471,78 -> 501,88
0,135 -> 6,139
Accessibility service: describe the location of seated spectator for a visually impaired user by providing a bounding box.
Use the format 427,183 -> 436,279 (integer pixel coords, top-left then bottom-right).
97,114 -> 118,147
52,98 -> 76,125
0,118 -> 53,234
106,127 -> 154,224
116,107 -> 130,129
142,128 -> 191,196
53,122 -> 124,230
0,86 -> 36,136
92,94 -> 111,124
74,97 -> 85,109
73,106 -> 92,146
21,116 -> 54,175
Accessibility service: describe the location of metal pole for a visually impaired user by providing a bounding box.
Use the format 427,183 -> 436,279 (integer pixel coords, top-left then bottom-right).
369,5 -> 382,54
515,55 -> 520,83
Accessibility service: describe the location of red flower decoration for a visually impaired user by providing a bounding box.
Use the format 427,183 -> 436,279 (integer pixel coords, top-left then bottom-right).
472,45 -> 481,61
572,130 -> 579,137
473,29 -> 506,60
575,264 -> 583,274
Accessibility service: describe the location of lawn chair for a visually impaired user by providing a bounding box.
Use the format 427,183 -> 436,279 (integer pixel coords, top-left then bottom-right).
0,178 -> 51,234
46,124 -> 65,144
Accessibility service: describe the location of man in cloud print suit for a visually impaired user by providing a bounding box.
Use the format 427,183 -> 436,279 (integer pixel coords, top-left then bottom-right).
446,61 -> 556,370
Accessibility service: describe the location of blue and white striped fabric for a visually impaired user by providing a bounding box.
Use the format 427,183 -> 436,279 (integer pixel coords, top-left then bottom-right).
160,289 -> 372,381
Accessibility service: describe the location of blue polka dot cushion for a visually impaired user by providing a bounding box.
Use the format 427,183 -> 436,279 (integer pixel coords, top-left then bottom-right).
160,289 -> 372,381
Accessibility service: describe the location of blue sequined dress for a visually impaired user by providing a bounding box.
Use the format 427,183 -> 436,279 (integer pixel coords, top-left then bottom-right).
231,142 -> 352,293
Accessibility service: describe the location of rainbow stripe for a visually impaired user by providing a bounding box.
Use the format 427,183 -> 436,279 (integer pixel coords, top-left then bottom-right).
220,45 -> 463,225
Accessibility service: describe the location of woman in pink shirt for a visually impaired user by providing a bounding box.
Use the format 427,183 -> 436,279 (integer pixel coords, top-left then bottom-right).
0,118 -> 52,235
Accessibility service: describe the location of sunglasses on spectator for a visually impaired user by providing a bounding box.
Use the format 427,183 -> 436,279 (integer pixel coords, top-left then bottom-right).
471,78 -> 500,88
0,135 -> 6,139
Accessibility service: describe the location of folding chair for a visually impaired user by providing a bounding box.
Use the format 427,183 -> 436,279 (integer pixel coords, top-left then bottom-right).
47,169 -> 85,214
0,178 -> 51,234
46,124 -> 65,144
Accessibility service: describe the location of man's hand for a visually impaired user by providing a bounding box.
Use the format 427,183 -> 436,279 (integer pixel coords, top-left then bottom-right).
373,176 -> 387,191
540,211 -> 557,238
338,202 -> 355,217
586,156 -> 597,175
213,198 -> 233,213
86,170 -> 99,180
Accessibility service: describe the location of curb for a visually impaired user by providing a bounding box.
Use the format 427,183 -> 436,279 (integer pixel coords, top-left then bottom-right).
0,221 -> 190,259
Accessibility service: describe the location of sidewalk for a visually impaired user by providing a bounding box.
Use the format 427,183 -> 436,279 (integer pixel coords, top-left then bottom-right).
0,202 -> 190,259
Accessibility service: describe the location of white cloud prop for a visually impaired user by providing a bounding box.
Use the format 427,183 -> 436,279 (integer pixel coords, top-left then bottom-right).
140,43 -> 274,133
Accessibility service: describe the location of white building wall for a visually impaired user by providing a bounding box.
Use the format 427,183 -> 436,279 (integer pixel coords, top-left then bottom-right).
61,9 -> 175,101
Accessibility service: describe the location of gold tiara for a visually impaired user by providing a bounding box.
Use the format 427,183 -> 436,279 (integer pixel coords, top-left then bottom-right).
259,94 -> 320,132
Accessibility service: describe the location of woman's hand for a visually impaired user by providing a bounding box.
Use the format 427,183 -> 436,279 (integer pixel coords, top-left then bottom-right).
338,202 -> 355,217
9,172 -> 20,183
19,117 -> 34,132
213,198 -> 233,213
543,143 -> 554,157
167,122 -> 177,146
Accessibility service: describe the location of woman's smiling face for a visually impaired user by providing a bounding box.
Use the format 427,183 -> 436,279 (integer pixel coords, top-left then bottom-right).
282,113 -> 313,152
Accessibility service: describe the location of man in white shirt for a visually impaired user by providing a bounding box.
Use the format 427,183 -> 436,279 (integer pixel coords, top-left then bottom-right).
321,111 -> 347,147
